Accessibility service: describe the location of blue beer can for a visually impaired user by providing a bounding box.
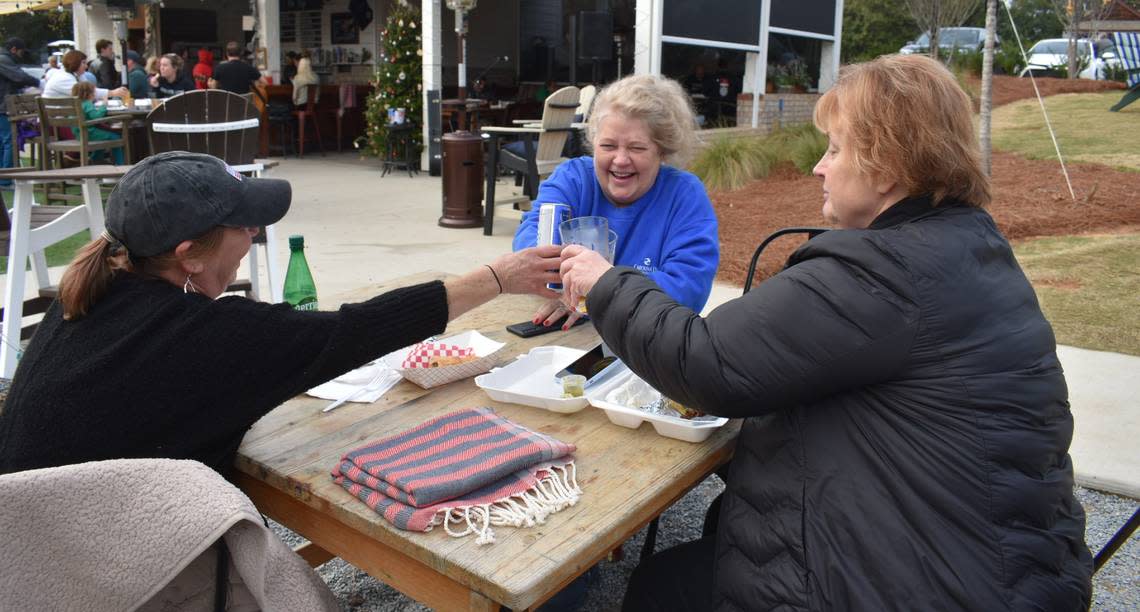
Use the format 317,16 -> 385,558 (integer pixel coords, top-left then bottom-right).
537,203 -> 571,290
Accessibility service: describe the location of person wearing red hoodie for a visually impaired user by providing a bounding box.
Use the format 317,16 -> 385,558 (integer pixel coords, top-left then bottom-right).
192,49 -> 214,90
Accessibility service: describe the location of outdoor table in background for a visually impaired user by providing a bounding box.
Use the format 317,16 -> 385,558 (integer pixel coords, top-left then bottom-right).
0,165 -> 132,378
233,270 -> 740,611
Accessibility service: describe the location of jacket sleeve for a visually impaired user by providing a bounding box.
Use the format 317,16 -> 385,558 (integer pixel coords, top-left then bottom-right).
645,178 -> 719,312
0,58 -> 39,87
511,159 -> 586,251
588,251 -> 918,417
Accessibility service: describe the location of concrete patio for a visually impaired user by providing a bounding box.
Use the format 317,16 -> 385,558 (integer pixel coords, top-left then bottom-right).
3,152 -> 1136,499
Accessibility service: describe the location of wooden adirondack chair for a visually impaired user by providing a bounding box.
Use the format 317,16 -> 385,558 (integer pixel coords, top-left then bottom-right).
481,85 -> 581,235
145,90 -> 282,301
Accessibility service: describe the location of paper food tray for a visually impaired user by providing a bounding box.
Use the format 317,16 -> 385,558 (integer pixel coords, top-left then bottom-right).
474,346 -> 591,413
382,330 -> 505,389
586,364 -> 728,443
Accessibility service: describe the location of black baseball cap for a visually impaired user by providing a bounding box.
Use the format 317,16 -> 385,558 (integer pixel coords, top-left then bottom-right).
4,38 -> 27,51
126,50 -> 142,64
106,152 -> 291,258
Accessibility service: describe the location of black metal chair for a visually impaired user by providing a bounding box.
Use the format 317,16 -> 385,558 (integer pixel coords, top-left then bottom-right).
743,227 -> 831,293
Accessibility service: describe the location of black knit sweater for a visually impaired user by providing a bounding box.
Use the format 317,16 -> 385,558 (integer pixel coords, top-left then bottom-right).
0,274 -> 449,475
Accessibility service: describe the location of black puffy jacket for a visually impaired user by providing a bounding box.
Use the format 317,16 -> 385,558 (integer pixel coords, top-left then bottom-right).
589,196 -> 1092,610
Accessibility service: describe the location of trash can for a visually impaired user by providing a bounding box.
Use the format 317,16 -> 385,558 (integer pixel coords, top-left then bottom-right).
438,130 -> 484,228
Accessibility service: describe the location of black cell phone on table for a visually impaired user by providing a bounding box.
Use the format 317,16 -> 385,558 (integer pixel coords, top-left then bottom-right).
505,315 -> 588,338
554,343 -> 620,386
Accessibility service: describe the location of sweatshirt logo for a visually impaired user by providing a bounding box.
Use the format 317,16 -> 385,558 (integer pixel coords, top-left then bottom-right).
634,257 -> 657,274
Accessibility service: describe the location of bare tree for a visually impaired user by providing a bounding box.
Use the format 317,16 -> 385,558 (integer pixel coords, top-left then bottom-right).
980,0 -> 997,175
903,0 -> 982,60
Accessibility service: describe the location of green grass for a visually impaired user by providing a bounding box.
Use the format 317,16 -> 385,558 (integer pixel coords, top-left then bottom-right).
992,92 -> 1140,172
1013,233 -> 1140,356
691,124 -> 827,191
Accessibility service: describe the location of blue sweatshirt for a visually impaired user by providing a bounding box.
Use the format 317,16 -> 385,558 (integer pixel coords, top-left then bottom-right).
512,157 -> 719,312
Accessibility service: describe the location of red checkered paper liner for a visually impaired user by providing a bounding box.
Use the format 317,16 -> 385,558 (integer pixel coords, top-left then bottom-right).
400,342 -> 475,369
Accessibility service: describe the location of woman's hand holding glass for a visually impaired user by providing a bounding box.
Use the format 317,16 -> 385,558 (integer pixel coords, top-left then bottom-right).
488,244 -> 563,295
559,244 -> 614,314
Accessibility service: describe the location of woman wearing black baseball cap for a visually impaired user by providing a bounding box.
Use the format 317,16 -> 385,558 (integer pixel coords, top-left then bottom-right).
0,152 -> 562,476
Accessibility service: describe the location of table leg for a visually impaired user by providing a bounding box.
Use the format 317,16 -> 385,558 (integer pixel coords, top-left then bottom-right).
234,473 -> 502,611
1,182 -> 34,378
483,135 -> 500,236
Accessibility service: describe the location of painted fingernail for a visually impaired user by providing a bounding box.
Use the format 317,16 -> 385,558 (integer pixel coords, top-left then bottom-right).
562,325 -> 569,331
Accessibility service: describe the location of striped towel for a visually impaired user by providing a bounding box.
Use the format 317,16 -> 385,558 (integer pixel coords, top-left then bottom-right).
332,407 -> 580,544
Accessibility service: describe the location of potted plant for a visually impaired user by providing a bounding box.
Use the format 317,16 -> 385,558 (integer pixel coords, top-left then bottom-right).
769,64 -> 793,93
785,59 -> 811,93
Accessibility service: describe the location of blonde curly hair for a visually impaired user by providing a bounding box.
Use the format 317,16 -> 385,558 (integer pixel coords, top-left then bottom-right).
586,74 -> 700,168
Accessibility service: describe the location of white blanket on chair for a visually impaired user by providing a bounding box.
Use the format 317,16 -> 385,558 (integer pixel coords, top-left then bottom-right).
0,458 -> 338,611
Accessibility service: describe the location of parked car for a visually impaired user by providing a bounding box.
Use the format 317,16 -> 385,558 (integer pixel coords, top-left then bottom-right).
899,27 -> 994,55
1018,38 -> 1123,80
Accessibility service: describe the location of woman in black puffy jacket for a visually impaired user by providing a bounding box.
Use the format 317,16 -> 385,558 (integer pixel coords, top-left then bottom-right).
560,54 -> 1093,611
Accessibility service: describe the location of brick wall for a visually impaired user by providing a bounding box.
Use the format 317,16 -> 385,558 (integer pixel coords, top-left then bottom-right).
735,92 -> 821,134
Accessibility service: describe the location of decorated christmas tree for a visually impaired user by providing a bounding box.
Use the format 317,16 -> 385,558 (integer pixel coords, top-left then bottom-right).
362,1 -> 423,159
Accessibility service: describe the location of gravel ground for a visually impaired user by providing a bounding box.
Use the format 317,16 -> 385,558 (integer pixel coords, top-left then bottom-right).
271,482 -> 1137,611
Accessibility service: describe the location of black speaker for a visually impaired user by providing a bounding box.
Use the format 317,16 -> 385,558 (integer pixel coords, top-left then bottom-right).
105,0 -> 136,9
578,11 -> 612,61
427,90 -> 442,176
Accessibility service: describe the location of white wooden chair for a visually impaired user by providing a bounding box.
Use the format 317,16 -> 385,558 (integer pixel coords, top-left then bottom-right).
481,85 -> 580,236
146,90 -> 283,302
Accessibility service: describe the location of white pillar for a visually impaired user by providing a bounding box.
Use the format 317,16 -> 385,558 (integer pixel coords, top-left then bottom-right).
634,0 -> 660,75
72,1 -> 88,54
753,0 -> 772,129
821,0 -> 845,91
260,0 -> 281,83
422,0 -> 442,169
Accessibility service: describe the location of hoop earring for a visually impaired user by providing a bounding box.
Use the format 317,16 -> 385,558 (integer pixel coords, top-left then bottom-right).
183,274 -> 199,294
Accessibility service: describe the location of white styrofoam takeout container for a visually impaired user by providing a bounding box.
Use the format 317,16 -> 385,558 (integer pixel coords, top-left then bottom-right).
382,330 -> 504,389
585,364 -> 729,443
474,346 -> 592,413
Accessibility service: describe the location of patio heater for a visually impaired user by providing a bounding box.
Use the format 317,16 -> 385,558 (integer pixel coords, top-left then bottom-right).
439,0 -> 484,228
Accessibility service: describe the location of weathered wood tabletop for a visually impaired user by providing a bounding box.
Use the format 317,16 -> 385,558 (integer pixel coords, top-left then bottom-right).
233,271 -> 739,611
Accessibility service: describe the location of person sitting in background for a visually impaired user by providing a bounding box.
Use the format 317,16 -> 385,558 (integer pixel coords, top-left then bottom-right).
512,73 -> 719,328
210,41 -> 265,95
0,151 -> 562,477
282,50 -> 299,85
71,81 -> 125,165
148,53 -> 194,98
291,56 -> 320,107
39,54 -> 60,89
125,50 -> 149,99
559,54 -> 1093,610
192,48 -> 214,90
43,50 -> 128,100
87,39 -> 120,90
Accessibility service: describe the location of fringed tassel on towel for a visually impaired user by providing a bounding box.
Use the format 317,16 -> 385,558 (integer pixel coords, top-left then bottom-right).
438,463 -> 582,545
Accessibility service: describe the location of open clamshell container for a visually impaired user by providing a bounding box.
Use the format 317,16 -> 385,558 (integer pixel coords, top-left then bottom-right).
474,346 -> 592,413
585,363 -> 729,443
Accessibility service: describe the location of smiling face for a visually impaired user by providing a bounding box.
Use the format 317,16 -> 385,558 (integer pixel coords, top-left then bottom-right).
592,113 -> 662,207
812,124 -> 899,229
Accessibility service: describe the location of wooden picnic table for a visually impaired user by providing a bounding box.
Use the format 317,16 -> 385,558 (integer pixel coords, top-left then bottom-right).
233,271 -> 740,611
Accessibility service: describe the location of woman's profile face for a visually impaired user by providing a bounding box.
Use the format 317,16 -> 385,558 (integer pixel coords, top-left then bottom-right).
159,57 -> 176,80
196,227 -> 258,298
592,113 -> 662,206
812,123 -> 891,229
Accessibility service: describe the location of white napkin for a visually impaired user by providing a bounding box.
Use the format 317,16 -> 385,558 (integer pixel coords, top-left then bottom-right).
307,361 -> 403,404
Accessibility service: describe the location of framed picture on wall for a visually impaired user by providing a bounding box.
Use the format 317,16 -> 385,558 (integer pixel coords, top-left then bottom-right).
255,47 -> 268,70
330,13 -> 359,44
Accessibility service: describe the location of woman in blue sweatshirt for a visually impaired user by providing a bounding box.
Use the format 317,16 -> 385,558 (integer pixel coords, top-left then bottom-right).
512,74 -> 719,328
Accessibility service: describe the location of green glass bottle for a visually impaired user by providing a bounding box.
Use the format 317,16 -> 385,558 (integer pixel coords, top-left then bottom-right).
283,234 -> 318,311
